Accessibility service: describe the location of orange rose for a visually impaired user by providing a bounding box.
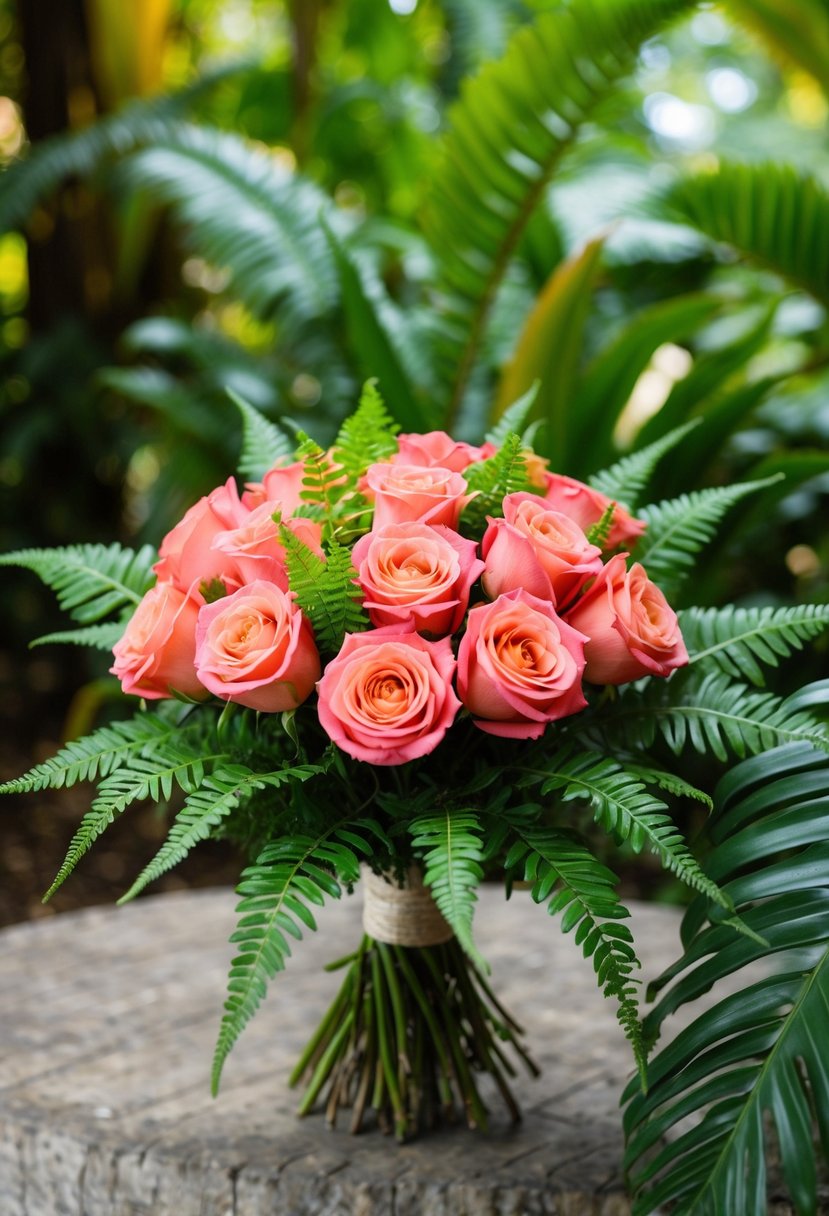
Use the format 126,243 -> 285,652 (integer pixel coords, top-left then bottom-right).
565,554 -> 688,684
111,583 -> 205,701
364,463 -> 472,531
541,473 -> 646,551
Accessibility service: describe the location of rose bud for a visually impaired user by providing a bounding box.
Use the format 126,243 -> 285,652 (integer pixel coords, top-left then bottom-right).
392,430 -> 495,473
542,473 -> 646,550
565,553 -> 689,685
351,522 -> 484,636
153,477 -> 249,597
364,463 -> 473,531
111,583 -> 205,701
316,625 -> 461,765
195,580 -> 320,712
458,589 -> 588,739
482,493 -> 603,609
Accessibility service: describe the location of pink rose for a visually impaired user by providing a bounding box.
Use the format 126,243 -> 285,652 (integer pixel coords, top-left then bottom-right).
111,583 -> 205,701
392,431 -> 495,473
316,626 -> 461,765
241,461 -> 306,513
482,493 -> 603,609
542,473 -> 646,550
210,504 -> 323,589
194,580 -> 320,712
364,463 -> 473,531
351,523 -> 484,636
565,554 -> 688,685
154,478 -> 249,596
457,589 -> 587,739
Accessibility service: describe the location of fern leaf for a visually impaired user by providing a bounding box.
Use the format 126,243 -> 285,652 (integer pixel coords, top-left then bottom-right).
118,762 -> 323,904
331,380 -> 399,485
0,543 -> 156,624
44,742 -> 216,902
588,421 -> 700,511
633,477 -> 780,596
0,714 -> 178,795
507,824 -> 646,1084
410,810 -> 487,970
461,432 -> 533,533
212,819 -> 368,1093
619,761 -> 713,812
524,749 -> 729,909
484,382 -> 540,448
229,388 -> 294,480
280,527 -> 368,654
29,622 -> 127,651
597,671 -> 829,762
681,603 -> 829,686
425,0 -> 689,424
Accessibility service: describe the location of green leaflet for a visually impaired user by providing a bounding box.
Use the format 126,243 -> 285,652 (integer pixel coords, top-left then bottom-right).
588,421 -> 701,512
681,603 -> 829,686
331,379 -> 400,484
0,543 -> 156,624
410,810 -> 487,971
461,433 -> 533,534
230,388 -> 294,480
624,741 -> 829,1216
279,527 -> 368,655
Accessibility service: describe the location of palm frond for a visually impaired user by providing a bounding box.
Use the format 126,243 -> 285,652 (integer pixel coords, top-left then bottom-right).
0,543 -> 156,624
681,603 -> 829,686
633,477 -> 779,597
118,762 -> 323,904
655,161 -> 829,308
212,818 -> 384,1094
116,123 -> 336,331
505,824 -> 646,1084
624,738 -> 829,1216
410,810 -> 486,970
423,0 -> 689,425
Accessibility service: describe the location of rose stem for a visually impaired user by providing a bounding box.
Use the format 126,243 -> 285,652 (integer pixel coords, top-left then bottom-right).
296,1007 -> 354,1116
289,968 -> 353,1087
370,949 -> 408,1140
421,948 -> 489,1130
392,945 -> 455,1119
350,990 -> 376,1134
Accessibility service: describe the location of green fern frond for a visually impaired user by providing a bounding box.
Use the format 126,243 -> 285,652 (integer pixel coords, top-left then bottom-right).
633,477 -> 780,596
280,527 -> 368,654
619,762 -> 713,812
424,0 -> 689,424
484,382 -> 540,448
523,749 -> 729,909
44,741 -> 217,902
597,671 -> 829,762
229,388 -> 294,480
294,432 -> 346,517
461,432 -> 533,533
681,603 -> 829,686
212,818 -> 373,1094
505,824 -> 646,1084
0,714 -> 179,795
410,810 -> 487,971
331,380 -> 399,485
29,622 -> 127,651
586,502 -> 616,549
588,421 -> 700,511
0,543 -> 156,624
118,762 -> 323,905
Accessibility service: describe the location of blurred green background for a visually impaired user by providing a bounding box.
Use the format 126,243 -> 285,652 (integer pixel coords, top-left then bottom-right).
2,0 -> 828,922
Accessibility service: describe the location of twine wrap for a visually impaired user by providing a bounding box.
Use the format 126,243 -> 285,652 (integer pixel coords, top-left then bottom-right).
361,864 -> 454,947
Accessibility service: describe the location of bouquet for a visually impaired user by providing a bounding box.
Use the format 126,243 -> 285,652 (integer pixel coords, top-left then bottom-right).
4,383 -> 828,1153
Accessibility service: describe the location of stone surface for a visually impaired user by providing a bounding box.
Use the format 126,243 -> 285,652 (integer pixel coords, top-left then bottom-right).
0,886 -> 779,1214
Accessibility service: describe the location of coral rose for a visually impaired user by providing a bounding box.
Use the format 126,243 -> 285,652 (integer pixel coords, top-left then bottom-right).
111,583 -> 205,701
392,430 -> 495,473
482,493 -> 603,609
194,580 -> 320,712
364,463 -> 472,531
211,504 -> 323,589
565,554 -> 688,685
241,461 -> 307,513
351,523 -> 483,636
457,589 -> 588,739
316,626 -> 460,765
542,473 -> 646,550
154,478 -> 249,597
